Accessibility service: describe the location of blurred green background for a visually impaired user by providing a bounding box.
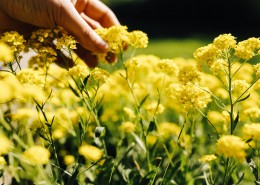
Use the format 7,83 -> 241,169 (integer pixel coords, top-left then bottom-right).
101,0 -> 260,59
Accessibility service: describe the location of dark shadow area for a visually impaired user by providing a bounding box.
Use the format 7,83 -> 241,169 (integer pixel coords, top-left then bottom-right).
111,0 -> 260,40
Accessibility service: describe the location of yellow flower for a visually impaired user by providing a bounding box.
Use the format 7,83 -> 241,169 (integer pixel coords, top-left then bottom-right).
146,134 -> 157,147
235,37 -> 260,60
216,135 -> 248,161
0,42 -> 14,62
0,134 -> 13,155
53,128 -> 66,140
199,154 -> 217,163
16,68 -> 45,87
232,80 -> 250,96
176,85 -> 211,111
12,108 -> 38,120
68,64 -> 90,79
79,144 -> 103,162
56,35 -> 77,50
123,107 -> 136,118
193,44 -> 218,70
90,67 -> 110,84
128,30 -> 148,48
144,102 -> 165,115
0,31 -> 26,52
64,155 -> 75,166
213,33 -> 236,50
23,146 -> 50,165
0,156 -> 6,166
157,59 -> 179,75
178,65 -> 201,85
244,107 -> 260,119
242,123 -> 260,141
119,121 -> 136,133
95,25 -> 129,54
254,63 -> 260,77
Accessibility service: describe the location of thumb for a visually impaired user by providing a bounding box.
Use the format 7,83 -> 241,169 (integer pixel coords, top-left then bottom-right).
55,0 -> 108,53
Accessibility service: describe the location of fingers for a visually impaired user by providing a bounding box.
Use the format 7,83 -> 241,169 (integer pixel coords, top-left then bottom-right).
80,12 -> 102,29
58,0 -> 109,53
81,0 -> 120,28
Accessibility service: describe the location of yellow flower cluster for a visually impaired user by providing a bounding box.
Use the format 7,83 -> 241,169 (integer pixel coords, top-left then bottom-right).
95,25 -> 148,63
199,154 -> 217,163
0,42 -> 14,63
242,123 -> 260,141
119,121 -> 136,133
68,64 -> 90,79
23,146 -> 50,165
173,85 -> 211,111
79,144 -> 103,162
144,102 -> 165,115
0,134 -> 13,155
157,59 -> 179,75
178,65 -> 202,85
234,37 -> 260,60
0,31 -> 26,52
16,68 -> 45,87
254,63 -> 260,77
231,80 -> 250,96
194,34 -> 260,76
216,135 -> 248,161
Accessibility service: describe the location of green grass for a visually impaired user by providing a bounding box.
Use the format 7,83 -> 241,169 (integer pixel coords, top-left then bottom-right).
135,37 -> 210,59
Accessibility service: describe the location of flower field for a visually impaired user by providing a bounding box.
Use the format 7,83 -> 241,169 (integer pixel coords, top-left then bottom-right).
0,26 -> 260,185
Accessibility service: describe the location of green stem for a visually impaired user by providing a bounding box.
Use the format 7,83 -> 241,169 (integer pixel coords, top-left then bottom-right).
222,158 -> 230,185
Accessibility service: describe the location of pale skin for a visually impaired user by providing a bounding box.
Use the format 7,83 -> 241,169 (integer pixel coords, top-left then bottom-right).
0,0 -> 120,67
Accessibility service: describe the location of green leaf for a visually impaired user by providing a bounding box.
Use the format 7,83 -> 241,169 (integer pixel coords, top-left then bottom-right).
139,94 -> 150,108
147,121 -> 156,133
83,74 -> 90,86
236,93 -> 250,103
95,126 -> 106,138
69,84 -> 80,97
232,112 -> 239,132
131,132 -> 146,153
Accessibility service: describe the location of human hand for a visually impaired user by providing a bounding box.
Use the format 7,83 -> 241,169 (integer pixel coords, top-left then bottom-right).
0,0 -> 120,67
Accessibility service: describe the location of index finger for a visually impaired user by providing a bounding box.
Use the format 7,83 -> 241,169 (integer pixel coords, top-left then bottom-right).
75,0 -> 120,28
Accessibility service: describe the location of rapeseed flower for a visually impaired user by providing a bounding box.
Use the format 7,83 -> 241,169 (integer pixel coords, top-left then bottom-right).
0,156 -> 6,166
64,155 -> 75,166
193,44 -> 218,70
23,146 -> 50,165
244,107 -> 260,119
178,65 -> 201,85
79,144 -> 103,162
242,123 -> 260,141
254,63 -> 260,77
0,31 -> 26,52
234,37 -> 260,60
16,68 -> 45,87
232,80 -> 250,96
68,64 -> 90,79
119,121 -> 136,133
0,42 -> 14,62
175,85 -> 211,111
157,59 -> 179,75
216,135 -> 248,161
213,33 -> 236,50
128,30 -> 148,48
199,154 -> 217,163
0,134 -> 13,155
